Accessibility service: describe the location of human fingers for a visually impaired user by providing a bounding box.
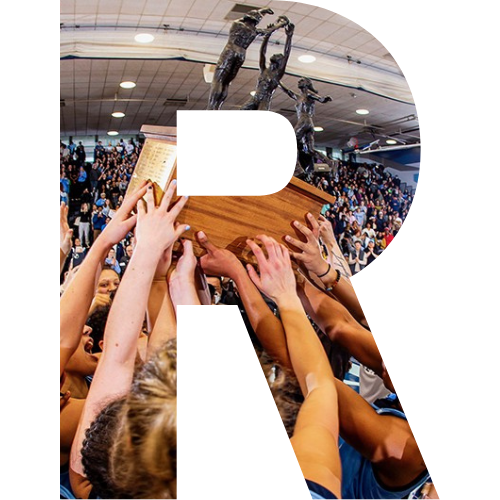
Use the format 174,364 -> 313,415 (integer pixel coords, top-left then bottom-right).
246,239 -> 268,269
196,231 -> 218,254
137,198 -> 146,217
144,184 -> 156,212
159,179 -> 178,211
168,194 -> 189,220
293,220 -> 315,242
307,212 -> 320,236
289,251 -> 306,262
121,181 -> 149,213
278,243 -> 291,264
173,223 -> 191,240
256,234 -> 278,261
246,263 -> 262,289
318,214 -> 327,223
284,234 -> 307,251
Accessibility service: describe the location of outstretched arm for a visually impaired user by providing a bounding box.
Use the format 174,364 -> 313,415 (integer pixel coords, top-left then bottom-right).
308,91 -> 332,104
279,81 -> 298,100
259,32 -> 271,71
279,23 -> 295,75
246,235 -> 342,499
60,182 -> 148,378
169,239 -> 201,307
286,213 -> 367,326
69,181 -> 189,498
197,231 -> 291,367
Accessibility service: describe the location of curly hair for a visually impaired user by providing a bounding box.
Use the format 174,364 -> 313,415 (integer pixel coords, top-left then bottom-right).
81,398 -> 130,499
109,339 -> 177,499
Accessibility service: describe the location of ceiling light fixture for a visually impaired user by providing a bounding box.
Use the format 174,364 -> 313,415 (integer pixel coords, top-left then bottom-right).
120,81 -> 136,89
356,109 -> 369,115
386,139 -> 397,145
314,126 -> 324,132
111,112 -> 125,118
298,54 -> 316,63
107,130 -> 119,136
134,33 -> 155,43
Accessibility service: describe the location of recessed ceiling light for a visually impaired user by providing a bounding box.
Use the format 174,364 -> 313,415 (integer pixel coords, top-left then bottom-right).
134,33 -> 154,43
356,109 -> 369,115
111,112 -> 125,118
314,126 -> 324,132
386,139 -> 397,145
120,81 -> 136,89
250,91 -> 256,96
298,54 -> 316,63
107,130 -> 119,136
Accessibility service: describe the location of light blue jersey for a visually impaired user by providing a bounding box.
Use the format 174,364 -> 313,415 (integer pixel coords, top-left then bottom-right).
339,407 -> 429,499
306,479 -> 338,499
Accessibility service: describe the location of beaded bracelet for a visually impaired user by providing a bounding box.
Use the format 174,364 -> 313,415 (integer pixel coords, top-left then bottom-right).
325,269 -> 341,292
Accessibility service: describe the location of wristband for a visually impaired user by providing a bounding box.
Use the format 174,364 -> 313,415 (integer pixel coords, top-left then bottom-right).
316,262 -> 331,278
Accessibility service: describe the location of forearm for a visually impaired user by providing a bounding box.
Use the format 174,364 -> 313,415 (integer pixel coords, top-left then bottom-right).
298,279 -> 382,374
147,286 -> 176,359
60,239 -> 109,374
103,247 -> 158,364
231,266 -> 291,369
275,294 -> 334,397
147,281 -> 168,332
169,278 -> 201,307
320,238 -> 367,324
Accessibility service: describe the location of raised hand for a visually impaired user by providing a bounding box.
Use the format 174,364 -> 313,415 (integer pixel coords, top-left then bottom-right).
284,214 -> 329,277
246,235 -> 296,303
170,239 -> 197,284
196,230 -> 242,278
318,214 -> 335,247
98,180 -> 149,247
135,180 -> 190,257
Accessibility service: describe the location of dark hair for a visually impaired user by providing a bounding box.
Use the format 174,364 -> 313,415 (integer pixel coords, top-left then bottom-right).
86,305 -> 111,353
81,398 -> 131,499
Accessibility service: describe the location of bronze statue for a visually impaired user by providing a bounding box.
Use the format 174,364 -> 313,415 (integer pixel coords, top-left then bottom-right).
207,9 -> 289,110
240,22 -> 294,111
280,77 -> 333,173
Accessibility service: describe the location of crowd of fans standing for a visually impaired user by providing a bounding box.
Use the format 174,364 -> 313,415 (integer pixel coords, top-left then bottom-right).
60,139 -> 414,276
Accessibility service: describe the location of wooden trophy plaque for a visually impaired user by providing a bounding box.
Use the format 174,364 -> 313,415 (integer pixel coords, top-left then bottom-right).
128,125 -> 336,265
126,125 -> 178,207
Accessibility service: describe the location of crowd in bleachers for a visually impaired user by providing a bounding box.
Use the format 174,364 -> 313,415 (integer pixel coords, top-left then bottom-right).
60,140 -> 414,278
60,139 -> 434,500
308,161 -> 414,273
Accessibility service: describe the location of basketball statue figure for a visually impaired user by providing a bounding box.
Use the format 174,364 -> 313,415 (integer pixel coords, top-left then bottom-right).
280,77 -> 334,174
240,22 -> 294,111
207,9 -> 289,110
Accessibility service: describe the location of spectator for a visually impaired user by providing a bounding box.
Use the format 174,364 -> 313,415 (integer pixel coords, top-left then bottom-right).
384,227 -> 395,247
119,244 -> 134,274
76,141 -> 86,167
348,240 -> 367,274
96,192 -> 107,208
92,206 -> 106,242
78,203 -> 91,247
365,239 -> 380,265
71,237 -> 87,268
104,248 -> 121,275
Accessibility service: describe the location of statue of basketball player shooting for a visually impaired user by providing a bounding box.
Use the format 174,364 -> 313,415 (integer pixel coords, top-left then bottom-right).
240,21 -> 295,110
207,9 -> 289,110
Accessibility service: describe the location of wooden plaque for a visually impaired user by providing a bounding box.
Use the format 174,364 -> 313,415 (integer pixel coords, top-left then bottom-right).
127,126 -> 177,207
130,125 -> 336,264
